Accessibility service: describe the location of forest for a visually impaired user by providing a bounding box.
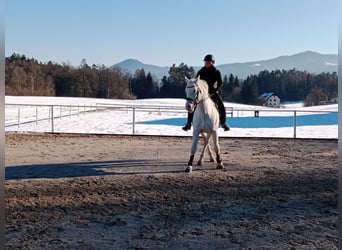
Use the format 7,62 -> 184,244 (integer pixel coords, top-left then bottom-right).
5,53 -> 338,106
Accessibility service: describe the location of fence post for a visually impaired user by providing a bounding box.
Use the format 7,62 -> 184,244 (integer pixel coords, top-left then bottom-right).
51,105 -> 54,133
293,111 -> 297,139
18,107 -> 20,128
132,107 -> 136,135
36,106 -> 38,124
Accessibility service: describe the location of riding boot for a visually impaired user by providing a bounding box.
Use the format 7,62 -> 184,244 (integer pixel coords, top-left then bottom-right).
215,95 -> 230,131
182,112 -> 193,131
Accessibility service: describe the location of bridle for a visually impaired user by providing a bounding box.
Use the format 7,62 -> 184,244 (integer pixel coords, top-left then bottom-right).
186,82 -> 210,105
186,84 -> 198,105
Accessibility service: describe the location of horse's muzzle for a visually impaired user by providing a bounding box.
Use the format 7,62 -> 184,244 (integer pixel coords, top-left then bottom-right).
185,99 -> 195,113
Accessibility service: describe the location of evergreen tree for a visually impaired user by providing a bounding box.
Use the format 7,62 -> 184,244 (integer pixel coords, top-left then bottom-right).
240,76 -> 259,104
221,74 -> 229,101
160,63 -> 195,98
131,68 -> 146,98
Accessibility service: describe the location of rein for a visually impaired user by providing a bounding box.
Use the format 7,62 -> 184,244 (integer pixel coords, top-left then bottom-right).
195,94 -> 210,105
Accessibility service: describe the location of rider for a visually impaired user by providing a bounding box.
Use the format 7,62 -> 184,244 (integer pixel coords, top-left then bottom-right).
182,54 -> 230,131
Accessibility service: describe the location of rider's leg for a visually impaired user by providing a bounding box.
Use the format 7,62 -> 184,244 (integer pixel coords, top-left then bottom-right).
182,112 -> 194,131
213,94 -> 230,131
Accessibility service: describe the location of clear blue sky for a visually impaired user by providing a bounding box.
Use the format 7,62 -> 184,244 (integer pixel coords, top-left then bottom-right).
5,0 -> 338,67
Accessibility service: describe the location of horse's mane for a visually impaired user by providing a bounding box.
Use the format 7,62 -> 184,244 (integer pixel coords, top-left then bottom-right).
197,78 -> 209,95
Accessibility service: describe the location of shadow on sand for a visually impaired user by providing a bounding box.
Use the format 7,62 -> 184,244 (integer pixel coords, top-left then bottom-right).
5,160 -> 216,180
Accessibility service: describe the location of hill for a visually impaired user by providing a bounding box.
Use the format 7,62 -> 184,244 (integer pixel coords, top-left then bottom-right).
112,59 -> 170,80
112,51 -> 337,80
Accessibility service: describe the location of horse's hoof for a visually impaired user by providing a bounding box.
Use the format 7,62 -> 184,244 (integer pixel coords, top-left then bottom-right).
197,161 -> 202,166
185,166 -> 193,173
216,163 -> 224,169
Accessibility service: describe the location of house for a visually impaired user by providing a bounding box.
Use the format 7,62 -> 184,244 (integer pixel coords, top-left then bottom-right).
260,92 -> 280,108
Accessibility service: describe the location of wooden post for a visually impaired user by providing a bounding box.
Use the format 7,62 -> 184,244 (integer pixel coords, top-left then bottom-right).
132,107 -> 136,135
51,105 -> 54,133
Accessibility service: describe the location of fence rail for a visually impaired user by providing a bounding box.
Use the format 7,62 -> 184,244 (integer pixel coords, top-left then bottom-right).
5,103 -> 337,138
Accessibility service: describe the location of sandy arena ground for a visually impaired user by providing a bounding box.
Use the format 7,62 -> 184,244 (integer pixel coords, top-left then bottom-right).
5,134 -> 338,249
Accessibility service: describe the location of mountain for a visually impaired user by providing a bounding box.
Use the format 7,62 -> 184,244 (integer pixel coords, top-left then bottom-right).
112,59 -> 170,80
112,51 -> 337,80
216,51 -> 337,79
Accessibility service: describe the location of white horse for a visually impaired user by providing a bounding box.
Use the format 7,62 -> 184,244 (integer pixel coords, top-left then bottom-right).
184,76 -> 224,173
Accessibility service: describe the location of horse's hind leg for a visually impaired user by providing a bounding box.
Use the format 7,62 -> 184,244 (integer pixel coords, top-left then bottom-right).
197,133 -> 210,166
216,154 -> 223,169
212,132 -> 224,169
207,137 -> 215,162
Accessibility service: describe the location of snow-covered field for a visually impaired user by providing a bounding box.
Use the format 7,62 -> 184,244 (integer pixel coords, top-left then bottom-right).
5,96 -> 338,139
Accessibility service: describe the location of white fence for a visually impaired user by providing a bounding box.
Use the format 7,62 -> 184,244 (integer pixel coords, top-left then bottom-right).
5,103 -> 338,139
5,103 -> 186,134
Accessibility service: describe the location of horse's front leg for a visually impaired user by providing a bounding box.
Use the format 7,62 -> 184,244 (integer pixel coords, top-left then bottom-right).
197,133 -> 213,166
186,132 -> 199,173
212,132 -> 223,169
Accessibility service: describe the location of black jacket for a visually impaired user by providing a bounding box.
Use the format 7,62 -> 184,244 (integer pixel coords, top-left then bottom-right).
196,66 -> 222,94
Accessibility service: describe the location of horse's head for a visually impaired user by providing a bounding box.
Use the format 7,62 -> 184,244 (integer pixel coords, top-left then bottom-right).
184,76 -> 199,112
184,76 -> 209,112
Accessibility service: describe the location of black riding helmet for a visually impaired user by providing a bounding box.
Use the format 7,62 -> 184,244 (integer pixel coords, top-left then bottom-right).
203,54 -> 215,62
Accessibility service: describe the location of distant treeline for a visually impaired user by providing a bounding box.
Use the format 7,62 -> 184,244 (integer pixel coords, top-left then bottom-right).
6,53 -> 337,106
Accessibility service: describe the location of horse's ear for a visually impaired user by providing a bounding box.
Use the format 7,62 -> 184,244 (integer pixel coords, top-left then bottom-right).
185,76 -> 191,84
